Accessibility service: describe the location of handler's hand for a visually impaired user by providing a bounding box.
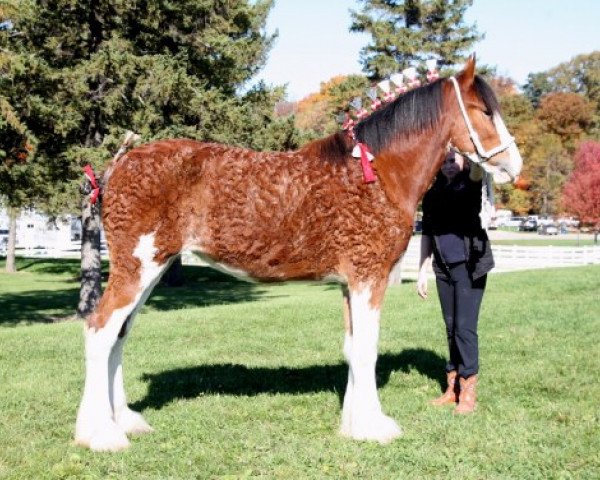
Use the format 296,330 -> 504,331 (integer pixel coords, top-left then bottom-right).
417,271 -> 428,299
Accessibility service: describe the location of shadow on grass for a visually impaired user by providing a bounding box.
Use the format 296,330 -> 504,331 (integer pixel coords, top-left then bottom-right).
146,267 -> 269,311
132,348 -> 446,412
0,265 -> 268,326
1,257 -> 109,278
0,287 -> 81,325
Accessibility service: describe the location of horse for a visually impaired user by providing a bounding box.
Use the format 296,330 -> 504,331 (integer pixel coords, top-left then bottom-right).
75,56 -> 522,451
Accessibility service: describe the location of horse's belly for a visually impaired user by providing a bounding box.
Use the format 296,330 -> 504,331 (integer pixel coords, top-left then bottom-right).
189,247 -> 341,284
190,251 -> 259,283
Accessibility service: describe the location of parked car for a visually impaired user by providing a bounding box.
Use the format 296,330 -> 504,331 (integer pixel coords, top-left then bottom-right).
489,209 -> 513,229
537,216 -> 555,227
557,217 -> 580,230
519,218 -> 538,232
538,223 -> 559,235
504,217 -> 526,229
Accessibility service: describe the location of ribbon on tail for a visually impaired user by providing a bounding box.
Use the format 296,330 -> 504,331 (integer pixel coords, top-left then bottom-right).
83,164 -> 101,204
352,142 -> 376,184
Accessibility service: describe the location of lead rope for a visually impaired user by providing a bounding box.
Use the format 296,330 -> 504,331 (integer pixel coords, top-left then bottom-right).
479,170 -> 495,230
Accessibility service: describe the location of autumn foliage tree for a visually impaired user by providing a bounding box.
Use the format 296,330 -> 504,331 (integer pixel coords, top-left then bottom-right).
295,75 -> 369,137
536,93 -> 594,150
485,53 -> 597,217
562,141 -> 600,241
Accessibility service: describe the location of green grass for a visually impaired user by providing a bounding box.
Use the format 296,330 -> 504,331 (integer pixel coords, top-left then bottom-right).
1,259 -> 599,479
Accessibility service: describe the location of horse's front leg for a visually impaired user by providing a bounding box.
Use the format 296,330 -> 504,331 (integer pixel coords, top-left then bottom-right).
340,283 -> 402,443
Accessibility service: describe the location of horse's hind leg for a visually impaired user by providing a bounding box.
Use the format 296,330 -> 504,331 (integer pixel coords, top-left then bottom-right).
109,282 -> 162,436
75,233 -> 173,451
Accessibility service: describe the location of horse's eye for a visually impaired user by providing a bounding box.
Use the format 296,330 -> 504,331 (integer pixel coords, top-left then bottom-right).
483,109 -> 493,118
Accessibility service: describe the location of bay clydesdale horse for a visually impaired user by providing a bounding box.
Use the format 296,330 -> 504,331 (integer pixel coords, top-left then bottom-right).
75,57 -> 522,451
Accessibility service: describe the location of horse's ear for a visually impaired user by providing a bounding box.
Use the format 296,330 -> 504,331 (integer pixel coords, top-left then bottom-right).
458,54 -> 476,88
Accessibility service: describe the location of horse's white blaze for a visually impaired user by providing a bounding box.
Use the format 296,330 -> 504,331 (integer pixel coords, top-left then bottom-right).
492,112 -> 523,182
76,232 -> 167,451
480,113 -> 523,183
341,286 -> 402,443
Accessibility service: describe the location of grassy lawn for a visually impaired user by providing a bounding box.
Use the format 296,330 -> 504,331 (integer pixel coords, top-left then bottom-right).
0,258 -> 599,479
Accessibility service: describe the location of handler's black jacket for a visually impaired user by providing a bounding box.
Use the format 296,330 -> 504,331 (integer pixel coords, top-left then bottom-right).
421,170 -> 495,280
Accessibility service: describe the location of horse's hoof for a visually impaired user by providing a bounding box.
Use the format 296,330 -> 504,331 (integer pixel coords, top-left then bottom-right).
346,413 -> 403,444
115,408 -> 154,435
76,423 -> 130,452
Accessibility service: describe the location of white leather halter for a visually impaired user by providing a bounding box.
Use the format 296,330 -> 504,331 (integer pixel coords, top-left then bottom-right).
449,76 -> 516,164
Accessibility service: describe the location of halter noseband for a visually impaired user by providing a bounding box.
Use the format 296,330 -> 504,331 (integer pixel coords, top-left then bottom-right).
449,76 -> 515,164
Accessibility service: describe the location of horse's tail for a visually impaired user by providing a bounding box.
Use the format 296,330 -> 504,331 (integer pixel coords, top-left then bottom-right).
81,131 -> 140,205
102,130 -> 141,185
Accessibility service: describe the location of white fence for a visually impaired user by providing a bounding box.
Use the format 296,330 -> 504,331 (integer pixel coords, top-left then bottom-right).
394,238 -> 600,280
491,245 -> 600,271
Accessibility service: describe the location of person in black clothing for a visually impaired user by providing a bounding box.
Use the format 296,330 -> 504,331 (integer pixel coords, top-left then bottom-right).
417,151 -> 494,414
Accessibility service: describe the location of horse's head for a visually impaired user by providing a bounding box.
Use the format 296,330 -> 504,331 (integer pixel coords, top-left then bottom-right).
448,56 -> 522,184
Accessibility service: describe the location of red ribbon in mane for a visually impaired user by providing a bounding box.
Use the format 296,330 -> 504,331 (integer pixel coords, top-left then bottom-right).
83,164 -> 101,204
357,143 -> 377,184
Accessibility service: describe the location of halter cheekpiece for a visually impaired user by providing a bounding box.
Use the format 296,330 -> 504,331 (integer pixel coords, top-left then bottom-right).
447,76 -> 516,165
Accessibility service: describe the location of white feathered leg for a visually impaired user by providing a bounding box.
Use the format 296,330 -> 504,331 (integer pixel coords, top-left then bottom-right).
110,335 -> 153,436
340,285 -> 402,443
75,233 -> 170,451
75,307 -> 134,452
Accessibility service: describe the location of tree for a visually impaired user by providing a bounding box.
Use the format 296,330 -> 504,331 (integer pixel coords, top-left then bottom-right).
562,141 -> 600,241
499,93 -> 535,131
526,133 -> 571,215
494,54 -> 599,217
522,72 -> 554,109
0,74 -> 40,272
536,92 -> 594,150
489,82 -> 535,214
295,75 -> 369,136
2,0 -> 292,317
523,51 -> 600,131
350,0 -> 482,78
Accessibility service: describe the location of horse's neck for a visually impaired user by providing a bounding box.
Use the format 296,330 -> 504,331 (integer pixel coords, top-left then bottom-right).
374,124 -> 451,215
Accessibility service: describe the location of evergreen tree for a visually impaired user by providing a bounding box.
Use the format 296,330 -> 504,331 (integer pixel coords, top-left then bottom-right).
350,0 -> 482,78
0,111 -> 37,272
1,0 -> 290,317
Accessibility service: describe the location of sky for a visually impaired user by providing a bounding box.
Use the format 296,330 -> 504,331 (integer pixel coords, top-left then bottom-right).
254,0 -> 600,100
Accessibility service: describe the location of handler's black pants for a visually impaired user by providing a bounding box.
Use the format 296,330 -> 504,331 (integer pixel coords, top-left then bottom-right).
435,261 -> 487,378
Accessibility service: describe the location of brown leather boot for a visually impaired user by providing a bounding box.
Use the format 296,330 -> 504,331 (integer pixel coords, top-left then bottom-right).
430,370 -> 459,406
454,375 -> 477,414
